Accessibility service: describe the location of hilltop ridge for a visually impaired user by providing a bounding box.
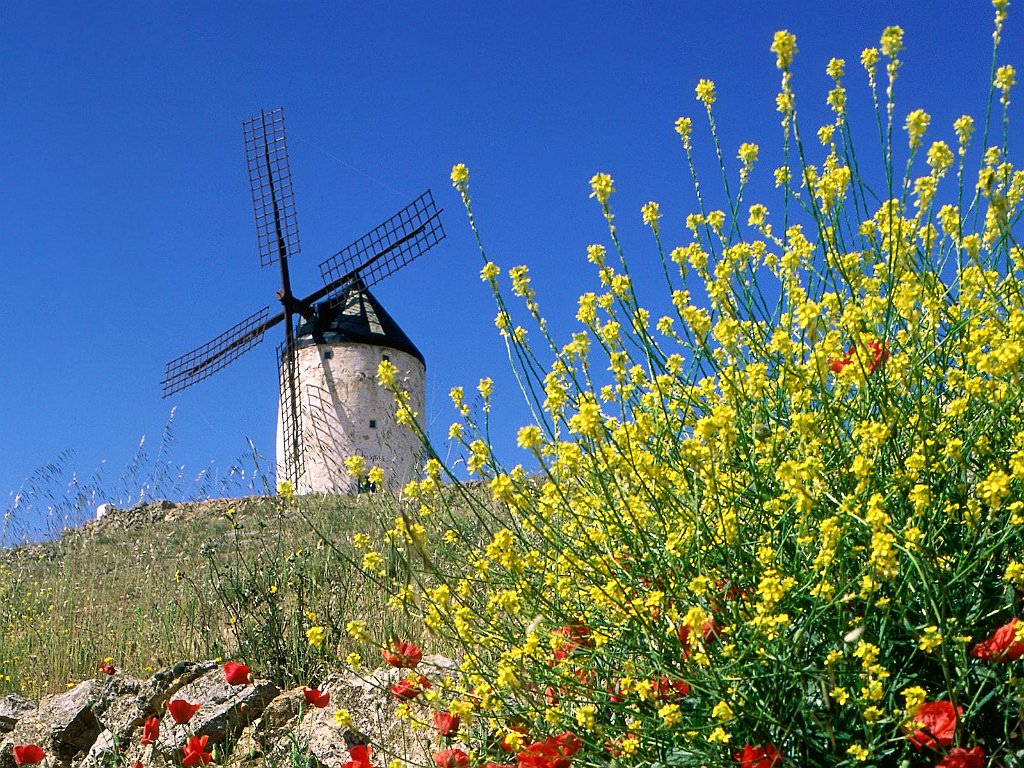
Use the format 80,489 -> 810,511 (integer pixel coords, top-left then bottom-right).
0,493 -> 421,698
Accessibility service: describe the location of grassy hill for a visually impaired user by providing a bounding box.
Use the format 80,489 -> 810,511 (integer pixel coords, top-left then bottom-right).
0,493 -> 435,698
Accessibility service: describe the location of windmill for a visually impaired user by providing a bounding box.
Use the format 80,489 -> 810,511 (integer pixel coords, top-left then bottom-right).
162,108 -> 445,494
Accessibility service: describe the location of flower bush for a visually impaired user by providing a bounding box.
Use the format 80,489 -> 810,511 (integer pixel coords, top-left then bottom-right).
360,3 -> 1024,767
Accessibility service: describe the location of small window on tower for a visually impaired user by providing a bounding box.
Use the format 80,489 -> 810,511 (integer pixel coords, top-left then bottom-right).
369,419 -> 377,429
323,349 -> 333,360
382,354 -> 390,362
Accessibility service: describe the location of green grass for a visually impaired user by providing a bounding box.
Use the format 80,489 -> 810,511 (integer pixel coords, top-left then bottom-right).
0,492 -> 458,698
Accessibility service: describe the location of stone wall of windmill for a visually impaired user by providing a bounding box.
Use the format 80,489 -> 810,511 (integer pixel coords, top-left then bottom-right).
275,342 -> 426,494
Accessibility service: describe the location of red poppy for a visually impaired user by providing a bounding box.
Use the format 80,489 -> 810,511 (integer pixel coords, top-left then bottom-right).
12,745 -> 45,766
830,339 -> 888,375
866,339 -> 889,373
734,744 -> 781,767
545,687 -> 560,706
937,747 -> 986,768
302,687 -> 331,708
433,711 -> 460,736
390,674 -> 431,701
167,699 -> 202,724
551,625 -> 593,662
516,732 -> 582,768
133,762 -> 144,768
571,667 -> 596,688
516,742 -> 568,768
972,618 -> 1024,662
829,353 -> 851,374
223,661 -> 251,686
678,617 -> 721,655
98,661 -> 116,676
907,700 -> 960,751
716,579 -> 749,601
182,735 -> 213,767
343,744 -> 373,768
140,716 -> 160,745
381,641 -> 423,669
552,733 -> 582,755
651,677 -> 690,702
433,749 -> 470,768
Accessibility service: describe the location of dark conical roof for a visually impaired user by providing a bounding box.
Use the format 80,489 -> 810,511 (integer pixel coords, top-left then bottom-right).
295,284 -> 424,364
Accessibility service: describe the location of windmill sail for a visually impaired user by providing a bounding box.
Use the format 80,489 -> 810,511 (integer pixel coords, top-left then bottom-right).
276,341 -> 307,488
162,306 -> 275,397
244,108 -> 301,268
318,190 -> 444,303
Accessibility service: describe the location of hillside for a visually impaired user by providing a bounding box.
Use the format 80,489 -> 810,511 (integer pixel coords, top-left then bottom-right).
0,493 -> 431,699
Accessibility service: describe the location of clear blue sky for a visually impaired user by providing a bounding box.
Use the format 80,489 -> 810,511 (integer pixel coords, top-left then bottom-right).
1,2 -> 1017,529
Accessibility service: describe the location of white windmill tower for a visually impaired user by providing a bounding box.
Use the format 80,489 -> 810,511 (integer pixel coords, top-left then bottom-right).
161,108 -> 445,494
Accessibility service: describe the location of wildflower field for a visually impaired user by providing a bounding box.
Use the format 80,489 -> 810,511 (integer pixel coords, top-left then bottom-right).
358,4 -> 1024,768
6,3 -> 1024,768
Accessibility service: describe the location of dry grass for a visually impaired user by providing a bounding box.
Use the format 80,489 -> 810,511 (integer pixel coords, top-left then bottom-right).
0,493 -> 436,697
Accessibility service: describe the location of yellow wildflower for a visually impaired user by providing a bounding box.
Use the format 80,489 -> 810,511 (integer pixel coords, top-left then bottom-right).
675,117 -> 693,149
695,79 -> 716,106
334,708 -> 352,728
708,727 -> 730,744
276,479 -> 294,502
345,620 -> 369,643
905,109 -> 930,149
712,700 -> 734,721
880,26 -> 904,58
641,201 -> 662,233
306,625 -> 326,649
996,64 -> 1017,93
450,163 -> 468,186
770,30 -> 797,69
848,744 -> 870,762
861,48 -> 880,77
659,702 -> 681,726
589,173 -> 615,204
918,626 -> 942,653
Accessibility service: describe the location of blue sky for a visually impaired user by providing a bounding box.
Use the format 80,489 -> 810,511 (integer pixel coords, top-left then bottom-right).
1,2 -> 1018,529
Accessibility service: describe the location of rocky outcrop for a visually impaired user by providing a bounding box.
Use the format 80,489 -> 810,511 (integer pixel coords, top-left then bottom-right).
231,656 -> 455,768
0,681 -> 104,768
0,657 -> 451,768
0,697 -> 33,735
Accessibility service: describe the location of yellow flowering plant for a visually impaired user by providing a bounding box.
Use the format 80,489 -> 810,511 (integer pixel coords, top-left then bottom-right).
365,6 -> 1024,768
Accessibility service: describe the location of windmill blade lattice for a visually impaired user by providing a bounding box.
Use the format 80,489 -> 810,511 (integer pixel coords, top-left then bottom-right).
162,306 -> 273,397
244,108 -> 301,267
276,341 -> 307,487
318,190 -> 444,301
